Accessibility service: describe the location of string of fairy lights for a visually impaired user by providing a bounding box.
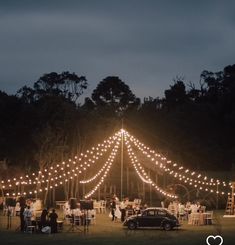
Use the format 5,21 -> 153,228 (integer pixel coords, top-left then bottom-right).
127,132 -> 229,186
48,136 -> 117,177
0,131 -> 122,196
84,137 -> 121,198
80,139 -> 122,184
37,135 -> 119,187
124,131 -> 231,195
0,133 -> 118,189
2,150 -> 117,196
129,132 -> 231,186
124,133 -> 177,198
0,128 -> 232,198
38,138 -> 122,199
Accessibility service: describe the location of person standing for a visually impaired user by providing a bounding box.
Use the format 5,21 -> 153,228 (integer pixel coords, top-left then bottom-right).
120,200 -> 126,222
110,198 -> 116,221
23,206 -> 32,232
49,209 -> 58,233
19,206 -> 25,232
40,209 -> 48,229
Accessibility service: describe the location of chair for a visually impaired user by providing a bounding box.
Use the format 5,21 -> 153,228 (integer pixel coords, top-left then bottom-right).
100,200 -> 107,213
191,213 -> 200,225
73,216 -> 81,226
57,221 -> 63,232
205,211 -> 213,225
25,217 -> 35,233
94,201 -> 101,213
66,215 -> 82,232
65,216 -> 73,225
15,203 -> 20,216
27,225 -> 36,234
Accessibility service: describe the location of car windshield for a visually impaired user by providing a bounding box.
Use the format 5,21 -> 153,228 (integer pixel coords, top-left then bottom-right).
157,209 -> 166,216
142,209 -> 169,216
147,210 -> 155,216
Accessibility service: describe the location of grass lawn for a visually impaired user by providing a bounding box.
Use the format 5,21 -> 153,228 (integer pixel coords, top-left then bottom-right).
0,210 -> 234,245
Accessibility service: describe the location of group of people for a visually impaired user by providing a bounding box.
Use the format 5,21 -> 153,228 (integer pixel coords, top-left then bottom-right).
109,196 -> 207,223
2,198 -> 42,217
63,201 -> 95,226
110,195 -> 146,222
20,205 -> 58,233
167,200 -> 206,219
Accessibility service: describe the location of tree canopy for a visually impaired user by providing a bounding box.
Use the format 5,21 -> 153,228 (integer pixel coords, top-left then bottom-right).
91,76 -> 140,114
18,71 -> 87,103
1,64 -> 235,173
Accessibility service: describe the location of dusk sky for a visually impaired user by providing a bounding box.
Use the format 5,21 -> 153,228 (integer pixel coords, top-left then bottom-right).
0,0 -> 235,102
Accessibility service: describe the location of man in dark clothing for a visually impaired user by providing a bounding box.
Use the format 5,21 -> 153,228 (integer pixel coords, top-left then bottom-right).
19,206 -> 25,232
49,209 -> 58,233
40,209 -> 48,230
120,201 -> 126,222
110,199 -> 116,221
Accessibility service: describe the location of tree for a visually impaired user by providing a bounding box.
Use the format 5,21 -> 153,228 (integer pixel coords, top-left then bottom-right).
15,71 -> 88,204
164,79 -> 188,109
199,70 -> 223,104
18,71 -> 87,103
82,97 -> 95,111
221,65 -> 235,114
17,86 -> 35,104
91,76 -> 139,114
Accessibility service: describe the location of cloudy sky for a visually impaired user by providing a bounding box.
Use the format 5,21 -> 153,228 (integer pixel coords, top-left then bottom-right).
0,0 -> 235,101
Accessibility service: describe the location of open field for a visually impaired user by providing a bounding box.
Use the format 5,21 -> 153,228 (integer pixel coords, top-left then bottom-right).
0,210 -> 234,245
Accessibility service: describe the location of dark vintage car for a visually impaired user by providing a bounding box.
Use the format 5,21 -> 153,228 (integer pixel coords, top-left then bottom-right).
123,207 -> 180,230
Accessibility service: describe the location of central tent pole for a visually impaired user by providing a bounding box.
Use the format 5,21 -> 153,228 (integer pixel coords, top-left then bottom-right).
121,121 -> 124,200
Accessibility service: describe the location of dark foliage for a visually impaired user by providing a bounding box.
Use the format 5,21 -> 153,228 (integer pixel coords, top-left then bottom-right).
1,65 -> 235,172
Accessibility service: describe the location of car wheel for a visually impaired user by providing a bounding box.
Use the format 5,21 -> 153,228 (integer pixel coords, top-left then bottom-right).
128,221 -> 137,230
163,222 -> 172,231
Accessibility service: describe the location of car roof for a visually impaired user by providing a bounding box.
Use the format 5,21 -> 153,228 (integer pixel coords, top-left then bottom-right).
145,207 -> 167,210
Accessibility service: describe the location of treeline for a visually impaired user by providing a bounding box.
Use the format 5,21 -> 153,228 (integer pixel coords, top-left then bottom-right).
0,64 -> 235,176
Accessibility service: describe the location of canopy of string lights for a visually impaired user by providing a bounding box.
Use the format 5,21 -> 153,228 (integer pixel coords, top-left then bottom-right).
0,129 -> 232,200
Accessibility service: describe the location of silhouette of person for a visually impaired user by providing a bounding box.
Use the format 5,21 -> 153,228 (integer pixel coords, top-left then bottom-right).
19,206 -> 25,232
40,209 -> 48,228
110,198 -> 116,221
49,209 -> 58,233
